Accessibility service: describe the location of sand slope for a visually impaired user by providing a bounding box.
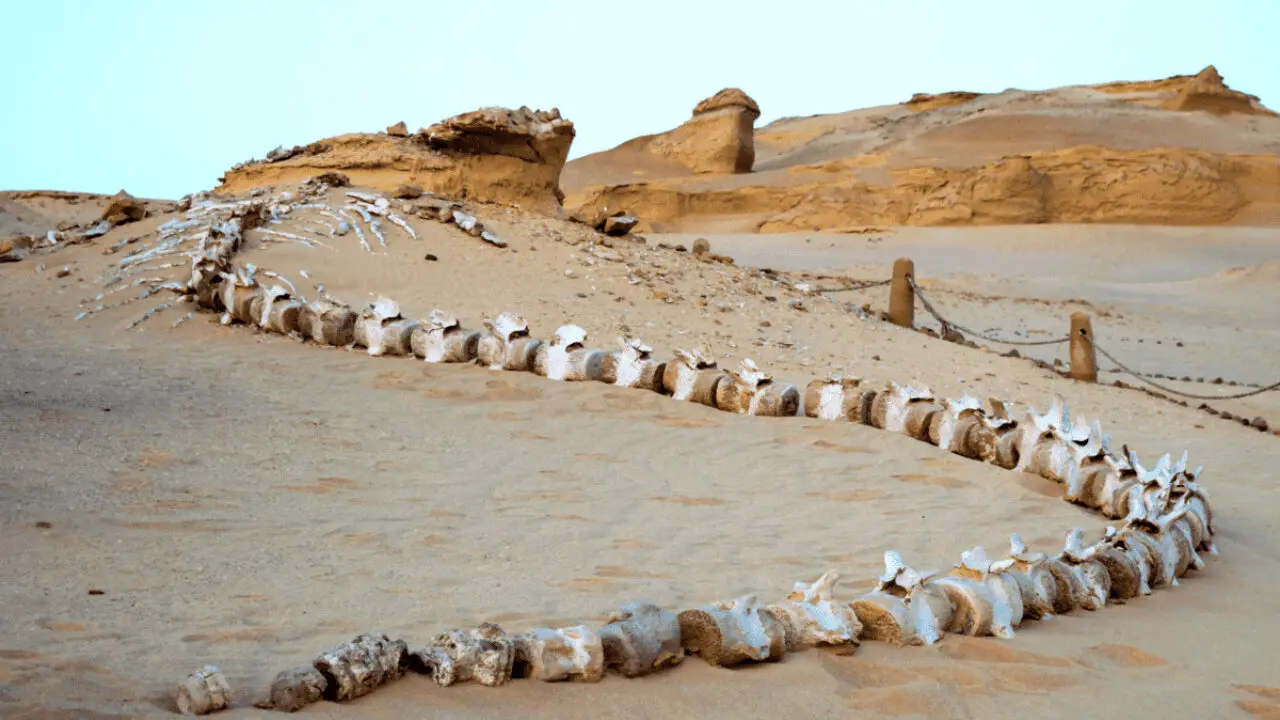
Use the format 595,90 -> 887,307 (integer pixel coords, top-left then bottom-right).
1,184 -> 1278,718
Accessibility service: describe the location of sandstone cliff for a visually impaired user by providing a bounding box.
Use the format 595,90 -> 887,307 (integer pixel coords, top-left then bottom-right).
219,107 -> 575,215
563,69 -> 1280,232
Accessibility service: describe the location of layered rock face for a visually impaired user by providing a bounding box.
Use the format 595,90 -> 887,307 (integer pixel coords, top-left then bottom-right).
648,89 -> 761,174
218,107 -> 576,215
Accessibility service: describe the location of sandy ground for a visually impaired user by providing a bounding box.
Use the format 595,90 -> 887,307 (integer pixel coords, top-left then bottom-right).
2,199 -> 1279,719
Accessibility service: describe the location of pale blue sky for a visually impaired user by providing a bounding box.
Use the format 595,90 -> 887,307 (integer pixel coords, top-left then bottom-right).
2,1 -> 1275,199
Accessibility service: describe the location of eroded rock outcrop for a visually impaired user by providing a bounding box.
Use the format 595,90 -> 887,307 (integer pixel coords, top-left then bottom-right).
649,89 -> 760,174
218,107 -> 575,215
1165,65 -> 1274,116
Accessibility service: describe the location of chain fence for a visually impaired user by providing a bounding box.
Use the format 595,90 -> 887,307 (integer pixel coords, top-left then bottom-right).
889,272 -> 1278,403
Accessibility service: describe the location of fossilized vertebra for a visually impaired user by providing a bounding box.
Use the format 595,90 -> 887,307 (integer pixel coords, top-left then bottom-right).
663,348 -> 725,406
803,375 -> 864,421
851,551 -> 953,646
409,309 -> 481,363
598,602 -> 684,678
678,594 -> 787,667
298,298 -> 357,346
477,312 -> 541,371
176,665 -> 232,716
767,570 -> 861,650
1053,529 -> 1112,611
416,622 -> 516,687
1003,533 -> 1058,620
259,666 -> 327,713
312,632 -> 408,702
869,381 -> 937,440
514,626 -> 605,682
353,297 -> 418,356
600,337 -> 666,391
715,359 -> 800,417
938,547 -> 1019,639
532,325 -> 606,381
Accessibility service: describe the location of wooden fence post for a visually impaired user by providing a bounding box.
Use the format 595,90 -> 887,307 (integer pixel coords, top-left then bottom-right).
889,258 -> 915,329
1069,312 -> 1098,383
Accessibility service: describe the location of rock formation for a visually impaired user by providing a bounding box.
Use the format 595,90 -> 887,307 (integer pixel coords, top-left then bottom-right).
649,88 -> 760,174
1165,65 -> 1274,116
218,106 -> 575,215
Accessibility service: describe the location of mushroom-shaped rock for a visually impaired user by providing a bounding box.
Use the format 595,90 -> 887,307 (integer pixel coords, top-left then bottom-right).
176,666 -> 232,716
532,324 -> 606,381
649,89 -> 761,174
850,551 -> 953,646
410,309 -> 482,363
598,602 -> 684,678
312,632 -> 408,702
514,626 -> 605,682
353,297 -> 418,356
767,570 -> 861,650
477,312 -> 541,371
678,595 -> 787,667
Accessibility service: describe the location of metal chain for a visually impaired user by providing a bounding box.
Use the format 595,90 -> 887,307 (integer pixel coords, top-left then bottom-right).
907,275 -> 1070,347
813,279 -> 892,293
1092,341 -> 1280,400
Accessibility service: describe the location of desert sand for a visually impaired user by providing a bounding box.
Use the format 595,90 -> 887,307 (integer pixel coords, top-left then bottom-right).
1,68 -> 1279,720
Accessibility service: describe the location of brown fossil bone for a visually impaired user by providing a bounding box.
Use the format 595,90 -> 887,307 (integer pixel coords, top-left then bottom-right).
937,547 -> 1020,639
803,375 -> 864,421
598,602 -> 684,678
868,381 -> 938,439
176,665 -> 232,716
850,551 -> 953,646
298,298 -> 357,346
1101,526 -> 1154,597
1090,529 -> 1146,600
1003,533 -> 1059,620
414,622 -> 516,687
767,570 -> 861,650
714,359 -> 800,417
312,632 -> 408,702
678,594 -> 787,667
600,338 -> 666,391
259,666 -> 327,713
531,325 -> 606,381
927,395 -> 996,459
663,348 -> 726,406
353,297 -> 418,356
477,312 -> 542,371
513,625 -> 605,682
217,265 -> 261,326
1053,529 -> 1112,611
410,309 -> 481,363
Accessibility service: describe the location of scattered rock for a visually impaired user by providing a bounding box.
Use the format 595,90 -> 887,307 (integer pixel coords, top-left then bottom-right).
603,215 -> 639,236
386,121 -> 410,137
691,238 -> 711,256
0,238 -> 26,263
392,184 -> 424,199
55,267 -> 71,278
101,190 -> 146,226
424,253 -> 439,262
1251,417 -> 1269,432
